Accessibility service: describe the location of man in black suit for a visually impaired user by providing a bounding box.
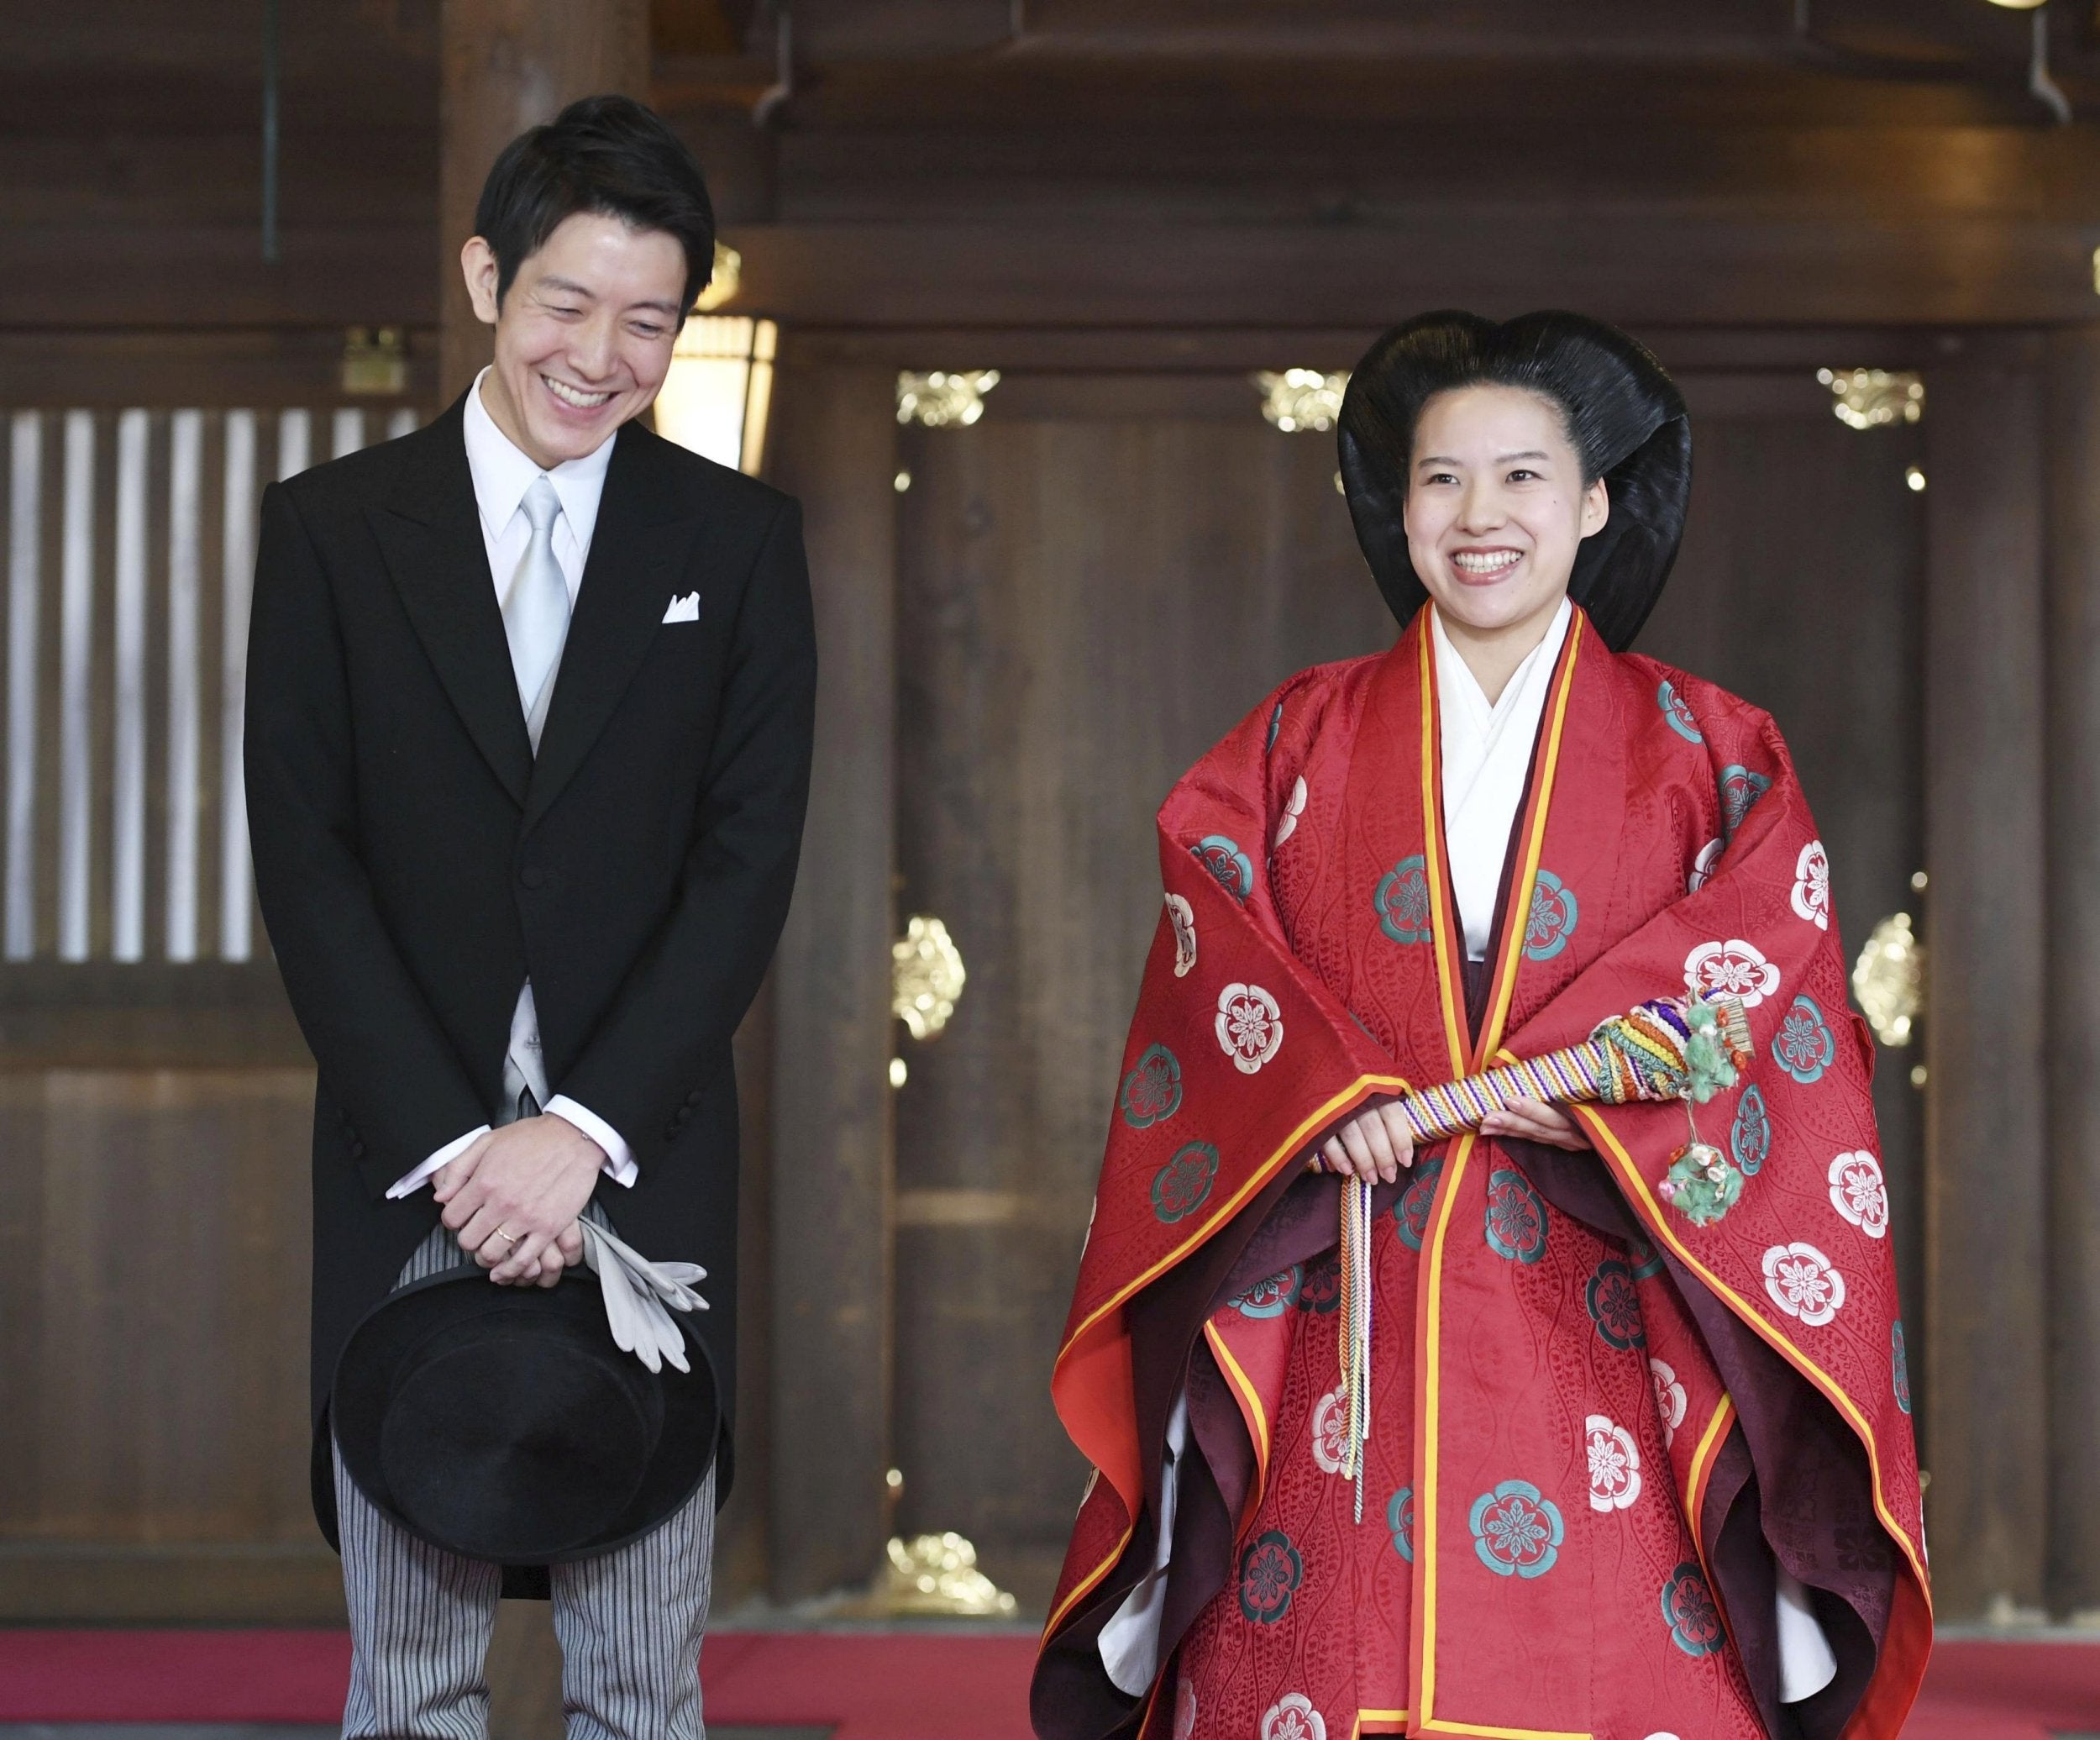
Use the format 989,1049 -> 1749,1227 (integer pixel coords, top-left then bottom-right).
245,95 -> 813,1738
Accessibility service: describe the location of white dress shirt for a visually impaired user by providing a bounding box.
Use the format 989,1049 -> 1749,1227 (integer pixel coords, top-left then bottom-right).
385,370 -> 637,1199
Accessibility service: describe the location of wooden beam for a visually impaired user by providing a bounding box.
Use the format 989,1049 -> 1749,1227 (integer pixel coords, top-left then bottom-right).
764,357 -> 898,1600
727,214 -> 2100,331
2044,323 -> 2100,1620
1923,348 -> 2050,1619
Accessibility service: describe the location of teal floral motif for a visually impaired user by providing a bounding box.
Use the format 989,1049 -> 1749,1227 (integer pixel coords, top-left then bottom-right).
1483,1167 -> 1549,1264
1468,1480 -> 1564,1579
1193,836 -> 1254,902
1394,1154 -> 1446,1252
1773,995 -> 1836,1086
1662,1563 -> 1725,1657
1118,1044 -> 1183,1130
1524,870 -> 1579,962
1297,1251 -> 1341,1315
1587,1258 -> 1646,1349
1231,1264 -> 1303,1319
1719,765 -> 1773,840
1625,1232 -> 1667,1281
1376,854 -> 1434,944
1659,678 -> 1704,744
1893,1320 -> 1912,1416
1389,1486 -> 1416,1563
1236,1529 -> 1302,1624
1267,701 -> 1284,754
1151,1142 -> 1219,1224
1730,1082 -> 1772,1175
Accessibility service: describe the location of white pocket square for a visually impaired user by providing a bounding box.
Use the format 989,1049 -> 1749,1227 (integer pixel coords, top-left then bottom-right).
661,591 -> 701,624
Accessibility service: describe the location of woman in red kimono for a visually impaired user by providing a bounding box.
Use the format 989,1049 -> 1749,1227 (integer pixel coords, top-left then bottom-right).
1033,313 -> 1929,1740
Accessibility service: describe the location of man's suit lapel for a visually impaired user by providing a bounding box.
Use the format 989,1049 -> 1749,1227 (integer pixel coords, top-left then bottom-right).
526,423 -> 704,833
365,398 -> 533,807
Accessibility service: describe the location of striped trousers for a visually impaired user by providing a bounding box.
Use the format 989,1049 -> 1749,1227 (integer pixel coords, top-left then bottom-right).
333,1209 -> 717,1740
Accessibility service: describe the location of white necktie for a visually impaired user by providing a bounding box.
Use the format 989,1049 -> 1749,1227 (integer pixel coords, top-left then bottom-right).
499,476 -> 570,1122
502,475 -> 570,754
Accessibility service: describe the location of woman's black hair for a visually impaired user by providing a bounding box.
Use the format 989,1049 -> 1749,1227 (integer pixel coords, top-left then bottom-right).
475,94 -> 717,316
1336,310 -> 1692,650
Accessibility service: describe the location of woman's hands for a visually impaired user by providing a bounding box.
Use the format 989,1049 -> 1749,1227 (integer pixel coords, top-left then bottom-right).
1312,1096 -> 1593,1183
1480,1098 -> 1593,1151
1315,1101 -> 1415,1184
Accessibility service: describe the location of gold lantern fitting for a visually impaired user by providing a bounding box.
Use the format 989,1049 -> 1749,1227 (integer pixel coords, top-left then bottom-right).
1817,368 -> 1924,432
1852,912 -> 1924,1049
893,915 -> 967,1041
875,1532 -> 1020,1618
1254,367 -> 1350,433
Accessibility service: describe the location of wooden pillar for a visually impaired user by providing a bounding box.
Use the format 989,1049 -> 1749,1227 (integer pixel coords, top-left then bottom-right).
438,0 -> 650,400
765,359 -> 899,1599
2045,324 -> 2100,1620
1923,349 -> 2050,1620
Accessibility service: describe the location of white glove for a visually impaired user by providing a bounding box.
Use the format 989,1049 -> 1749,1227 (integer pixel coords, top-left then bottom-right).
578,1219 -> 709,1375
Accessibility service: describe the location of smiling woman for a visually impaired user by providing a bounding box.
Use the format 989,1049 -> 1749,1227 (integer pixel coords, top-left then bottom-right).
1034,311 -> 1929,1740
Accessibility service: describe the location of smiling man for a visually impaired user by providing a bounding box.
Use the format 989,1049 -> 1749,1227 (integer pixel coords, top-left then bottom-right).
244,95 -> 815,1739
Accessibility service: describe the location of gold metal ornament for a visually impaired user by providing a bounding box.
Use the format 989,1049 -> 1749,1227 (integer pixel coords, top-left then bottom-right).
1817,368 -> 1924,432
1255,368 -> 1350,433
1852,912 -> 1924,1048
874,1532 -> 1020,1617
693,241 -> 743,312
341,327 -> 407,396
893,915 -> 967,1040
897,371 -> 1000,428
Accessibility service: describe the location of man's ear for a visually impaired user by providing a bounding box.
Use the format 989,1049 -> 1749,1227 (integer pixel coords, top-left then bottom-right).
461,237 -> 503,327
1578,476 -> 1611,540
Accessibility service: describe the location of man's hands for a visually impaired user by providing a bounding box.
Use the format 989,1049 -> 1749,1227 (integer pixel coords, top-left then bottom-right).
433,1114 -> 603,1286
1313,1096 -> 1593,1184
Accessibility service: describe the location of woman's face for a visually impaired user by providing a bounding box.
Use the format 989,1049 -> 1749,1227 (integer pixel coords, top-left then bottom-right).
1403,385 -> 1609,639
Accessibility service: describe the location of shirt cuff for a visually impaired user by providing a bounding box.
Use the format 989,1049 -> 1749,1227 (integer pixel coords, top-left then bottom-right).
546,1095 -> 638,1187
386,1124 -> 491,1200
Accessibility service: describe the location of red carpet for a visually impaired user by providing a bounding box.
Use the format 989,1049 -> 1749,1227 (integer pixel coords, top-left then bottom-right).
0,1630 -> 2092,1737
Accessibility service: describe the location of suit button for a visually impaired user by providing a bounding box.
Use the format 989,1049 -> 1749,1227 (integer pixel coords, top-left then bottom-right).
519,866 -> 545,890
685,1090 -> 701,1107
350,1141 -> 365,1158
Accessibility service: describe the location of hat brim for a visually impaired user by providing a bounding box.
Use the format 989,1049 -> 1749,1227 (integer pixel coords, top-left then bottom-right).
332,1265 -> 719,1567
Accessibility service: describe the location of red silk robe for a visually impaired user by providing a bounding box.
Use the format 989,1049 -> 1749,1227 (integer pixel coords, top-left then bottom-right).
1035,607 -> 1928,1740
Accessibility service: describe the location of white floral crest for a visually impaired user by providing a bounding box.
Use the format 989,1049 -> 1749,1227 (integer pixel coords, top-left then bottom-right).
1261,1693 -> 1326,1740
1173,1679 -> 1197,1740
1791,839 -> 1832,931
1584,1413 -> 1643,1512
1164,892 -> 1197,978
1762,1241 -> 1846,1327
1688,838 -> 1724,894
1650,1358 -> 1688,1446
1827,1150 -> 1888,1239
1684,938 -> 1781,1008
1310,1386 -> 1351,1475
1273,775 -> 1309,849
1216,982 -> 1284,1075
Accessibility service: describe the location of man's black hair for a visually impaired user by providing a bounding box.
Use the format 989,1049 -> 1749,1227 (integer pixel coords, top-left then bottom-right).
475,93 -> 716,316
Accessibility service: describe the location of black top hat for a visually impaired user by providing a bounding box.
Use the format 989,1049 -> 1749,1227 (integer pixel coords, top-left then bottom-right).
332,1266 -> 719,1565
1336,309 -> 1693,652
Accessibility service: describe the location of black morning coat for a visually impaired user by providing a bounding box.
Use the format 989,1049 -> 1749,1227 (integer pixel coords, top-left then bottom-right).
244,392 -> 816,1553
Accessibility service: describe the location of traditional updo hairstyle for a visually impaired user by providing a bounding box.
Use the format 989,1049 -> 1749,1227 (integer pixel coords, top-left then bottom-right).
1336,310 -> 1692,651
